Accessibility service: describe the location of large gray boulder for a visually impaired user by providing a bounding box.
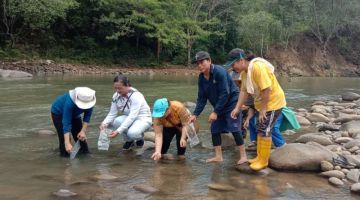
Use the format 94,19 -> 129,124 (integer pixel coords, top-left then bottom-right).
334,115 -> 360,124
297,115 -> 312,126
295,133 -> 333,146
306,113 -> 330,123
0,69 -> 32,78
340,121 -> 360,137
342,92 -> 360,101
269,143 -> 333,171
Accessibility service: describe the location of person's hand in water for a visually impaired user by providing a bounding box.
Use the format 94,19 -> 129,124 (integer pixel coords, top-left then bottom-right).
151,152 -> 162,161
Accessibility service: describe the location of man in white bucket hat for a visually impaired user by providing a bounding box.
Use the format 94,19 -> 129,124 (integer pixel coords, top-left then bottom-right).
51,87 -> 96,157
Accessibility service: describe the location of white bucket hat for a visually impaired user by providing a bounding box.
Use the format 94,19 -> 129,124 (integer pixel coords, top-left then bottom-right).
72,87 -> 96,109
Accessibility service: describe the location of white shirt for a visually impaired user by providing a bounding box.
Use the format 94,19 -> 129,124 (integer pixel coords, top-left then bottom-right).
102,87 -> 152,133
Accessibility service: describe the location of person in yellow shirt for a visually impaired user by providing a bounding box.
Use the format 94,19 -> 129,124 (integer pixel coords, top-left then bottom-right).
224,48 -> 286,171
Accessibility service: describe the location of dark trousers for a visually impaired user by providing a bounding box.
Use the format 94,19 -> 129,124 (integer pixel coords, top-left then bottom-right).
51,113 -> 89,157
161,127 -> 186,156
212,131 -> 244,146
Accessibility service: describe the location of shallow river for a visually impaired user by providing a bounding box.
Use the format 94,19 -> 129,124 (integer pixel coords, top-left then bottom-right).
0,74 -> 359,199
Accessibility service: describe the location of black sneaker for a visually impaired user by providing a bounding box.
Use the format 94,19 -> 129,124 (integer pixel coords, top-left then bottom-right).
136,140 -> 144,147
122,141 -> 134,150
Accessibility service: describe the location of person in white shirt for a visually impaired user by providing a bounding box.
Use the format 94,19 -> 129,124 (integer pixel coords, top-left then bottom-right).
99,75 -> 152,150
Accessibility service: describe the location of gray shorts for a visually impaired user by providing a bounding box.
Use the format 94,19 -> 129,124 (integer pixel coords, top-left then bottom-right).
256,109 -> 282,137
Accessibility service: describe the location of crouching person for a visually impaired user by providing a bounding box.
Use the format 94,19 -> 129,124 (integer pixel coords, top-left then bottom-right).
99,75 -> 152,150
151,98 -> 190,161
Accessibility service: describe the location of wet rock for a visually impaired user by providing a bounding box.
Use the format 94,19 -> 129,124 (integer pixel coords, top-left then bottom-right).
328,177 -> 344,186
344,155 -> 360,168
335,137 -> 353,144
340,121 -> 360,137
342,169 -> 350,175
342,92 -> 360,101
320,170 -> 345,179
90,174 -> 118,181
311,105 -> 332,113
235,164 -> 272,175
327,101 -> 339,106
306,113 -> 330,123
295,133 -> 333,146
325,130 -> 332,135
0,69 -> 33,78
269,143 -> 333,171
318,124 -> 340,132
312,101 -> 326,106
341,151 -> 352,156
334,115 -> 360,124
351,183 -> 360,193
339,109 -> 356,115
133,184 -> 159,193
344,139 -> 360,149
326,145 -> 341,152
349,146 -> 360,153
341,131 -> 350,137
337,102 -> 357,108
297,108 -> 308,112
321,161 -> 334,172
144,131 -> 155,142
296,115 -> 312,126
37,129 -> 56,135
52,189 -> 77,197
347,169 -> 360,183
283,130 -> 296,135
207,183 -> 235,191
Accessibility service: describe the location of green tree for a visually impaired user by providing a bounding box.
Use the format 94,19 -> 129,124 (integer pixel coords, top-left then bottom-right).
0,0 -> 77,47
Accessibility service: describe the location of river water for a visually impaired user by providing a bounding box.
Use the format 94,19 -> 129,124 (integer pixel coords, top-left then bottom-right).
0,74 -> 360,199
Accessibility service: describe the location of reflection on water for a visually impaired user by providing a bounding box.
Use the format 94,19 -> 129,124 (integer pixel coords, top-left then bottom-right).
0,75 -> 360,199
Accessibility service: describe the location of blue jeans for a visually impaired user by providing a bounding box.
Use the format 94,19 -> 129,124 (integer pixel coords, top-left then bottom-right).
249,113 -> 285,147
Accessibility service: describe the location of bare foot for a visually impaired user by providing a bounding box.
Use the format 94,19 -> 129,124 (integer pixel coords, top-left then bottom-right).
237,158 -> 248,165
206,157 -> 223,163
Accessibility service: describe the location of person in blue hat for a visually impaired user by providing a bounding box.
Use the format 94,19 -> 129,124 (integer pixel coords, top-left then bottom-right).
189,51 -> 248,165
151,98 -> 191,161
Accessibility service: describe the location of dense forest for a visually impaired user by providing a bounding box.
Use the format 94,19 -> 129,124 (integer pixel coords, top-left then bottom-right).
0,0 -> 359,68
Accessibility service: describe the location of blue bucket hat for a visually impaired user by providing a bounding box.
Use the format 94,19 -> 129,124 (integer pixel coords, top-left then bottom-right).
223,48 -> 246,68
152,98 -> 169,118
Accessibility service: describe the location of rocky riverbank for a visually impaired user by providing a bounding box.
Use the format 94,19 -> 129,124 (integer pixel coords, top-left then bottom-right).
235,91 -> 360,194
0,60 -> 198,76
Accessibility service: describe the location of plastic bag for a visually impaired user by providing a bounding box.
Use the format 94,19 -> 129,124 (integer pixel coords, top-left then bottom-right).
70,140 -> 81,159
186,123 -> 199,148
98,128 -> 111,150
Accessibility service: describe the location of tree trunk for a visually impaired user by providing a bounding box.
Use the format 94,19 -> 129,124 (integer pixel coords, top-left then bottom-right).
156,38 -> 161,62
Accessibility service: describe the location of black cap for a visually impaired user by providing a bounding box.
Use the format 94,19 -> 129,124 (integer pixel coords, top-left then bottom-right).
192,51 -> 210,64
223,48 -> 246,68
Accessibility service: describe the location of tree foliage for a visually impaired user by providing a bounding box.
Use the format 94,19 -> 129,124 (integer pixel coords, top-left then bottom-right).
0,0 -> 359,65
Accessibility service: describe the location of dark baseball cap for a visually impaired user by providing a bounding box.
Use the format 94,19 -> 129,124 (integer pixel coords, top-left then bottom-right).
192,51 -> 211,64
223,48 -> 246,68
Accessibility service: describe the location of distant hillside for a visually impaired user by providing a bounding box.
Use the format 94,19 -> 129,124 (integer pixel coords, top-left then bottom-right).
266,33 -> 360,77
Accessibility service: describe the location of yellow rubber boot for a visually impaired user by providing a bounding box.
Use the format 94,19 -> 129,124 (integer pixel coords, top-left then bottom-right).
250,137 -> 272,171
248,137 -> 260,164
